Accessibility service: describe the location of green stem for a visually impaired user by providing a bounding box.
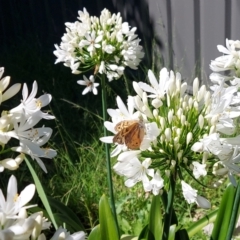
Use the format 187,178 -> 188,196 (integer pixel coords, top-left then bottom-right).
162,173 -> 176,240
100,74 -> 119,238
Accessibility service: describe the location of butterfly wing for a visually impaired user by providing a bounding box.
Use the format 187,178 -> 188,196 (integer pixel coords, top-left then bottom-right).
124,123 -> 145,149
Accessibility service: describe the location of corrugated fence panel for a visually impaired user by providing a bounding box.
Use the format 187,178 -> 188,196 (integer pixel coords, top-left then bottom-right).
231,0 -> 240,40
171,0 -> 195,83
200,0 -> 226,86
148,0 -> 169,70
1,0 -> 240,86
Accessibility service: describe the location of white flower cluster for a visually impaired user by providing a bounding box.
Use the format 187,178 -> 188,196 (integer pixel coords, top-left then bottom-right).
101,63 -> 240,208
54,8 -> 144,81
0,67 -> 56,173
0,175 -> 86,240
210,38 -> 240,82
192,39 -> 240,187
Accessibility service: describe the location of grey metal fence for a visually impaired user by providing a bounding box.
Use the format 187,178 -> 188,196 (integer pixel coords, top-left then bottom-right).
1,0 -> 240,85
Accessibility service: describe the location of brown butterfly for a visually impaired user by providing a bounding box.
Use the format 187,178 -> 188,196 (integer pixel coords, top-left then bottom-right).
113,119 -> 145,149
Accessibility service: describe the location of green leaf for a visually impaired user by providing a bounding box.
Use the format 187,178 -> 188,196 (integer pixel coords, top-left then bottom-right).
88,225 -> 101,240
211,184 -> 236,240
148,194 -> 163,240
226,180 -> 240,239
99,194 -> 119,240
120,235 -> 138,240
168,224 -> 176,240
187,209 -> 217,237
175,229 -> 189,240
48,197 -> 85,231
25,157 -> 58,229
138,224 -> 149,239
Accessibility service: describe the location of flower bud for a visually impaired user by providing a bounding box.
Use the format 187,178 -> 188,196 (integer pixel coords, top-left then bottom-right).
197,85 -> 206,102
198,115 -> 204,129
181,115 -> 186,125
153,109 -> 159,118
188,97 -> 193,108
152,98 -> 162,108
186,132 -> 193,145
180,82 -> 187,96
168,110 -> 174,123
160,117 -> 165,129
193,77 -> 199,96
165,128 -> 172,141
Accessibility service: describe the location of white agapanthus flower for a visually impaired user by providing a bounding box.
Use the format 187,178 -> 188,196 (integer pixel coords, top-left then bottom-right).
0,67 -> 56,172
54,8 -> 144,81
0,175 -> 86,239
77,75 -> 99,95
181,181 -> 211,209
210,38 -> 240,78
51,227 -> 86,240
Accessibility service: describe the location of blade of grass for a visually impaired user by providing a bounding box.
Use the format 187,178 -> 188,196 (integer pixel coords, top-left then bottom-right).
25,157 -> 58,229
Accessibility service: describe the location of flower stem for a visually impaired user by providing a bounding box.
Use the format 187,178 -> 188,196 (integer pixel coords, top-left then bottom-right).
100,74 -> 119,237
162,172 -> 176,240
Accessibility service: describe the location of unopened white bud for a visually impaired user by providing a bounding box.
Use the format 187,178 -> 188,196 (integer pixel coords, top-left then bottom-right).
168,80 -> 175,96
194,101 -> 198,110
197,85 -> 206,102
204,91 -> 211,105
31,213 -> 43,240
174,137 -> 179,144
186,132 -> 193,145
182,101 -> 187,110
188,97 -> 193,108
165,170 -> 170,177
152,98 -> 162,108
181,115 -> 186,125
165,128 -> 171,141
177,108 -> 183,119
183,157 -> 188,164
171,160 -> 176,167
176,128 -> 181,136
177,150 -> 183,161
168,110 -> 174,123
180,82 -> 187,96
160,117 -> 165,129
198,115 -> 204,129
153,109 -> 159,118
193,77 -> 199,96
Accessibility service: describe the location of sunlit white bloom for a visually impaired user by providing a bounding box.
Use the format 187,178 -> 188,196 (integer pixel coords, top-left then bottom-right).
181,181 -> 211,209
137,68 -> 169,99
10,81 -> 54,120
77,75 -> 99,95
114,157 -> 154,192
0,67 -> 21,105
12,139 -> 57,173
54,8 -> 144,81
0,175 -> 36,226
210,39 -> 240,75
192,161 -> 207,179
79,31 -> 103,53
51,226 -> 86,240
150,170 -> 164,195
0,154 -> 24,172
